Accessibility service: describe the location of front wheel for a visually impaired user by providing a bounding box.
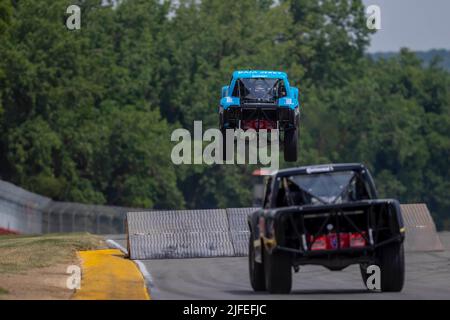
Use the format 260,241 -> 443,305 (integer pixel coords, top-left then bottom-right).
248,235 -> 265,291
283,128 -> 298,162
221,128 -> 228,162
264,246 -> 292,294
359,263 -> 370,286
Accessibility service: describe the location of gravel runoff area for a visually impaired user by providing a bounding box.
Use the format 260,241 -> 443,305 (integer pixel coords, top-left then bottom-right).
0,233 -> 104,299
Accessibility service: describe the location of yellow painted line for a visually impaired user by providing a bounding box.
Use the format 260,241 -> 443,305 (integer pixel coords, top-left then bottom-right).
73,249 -> 150,300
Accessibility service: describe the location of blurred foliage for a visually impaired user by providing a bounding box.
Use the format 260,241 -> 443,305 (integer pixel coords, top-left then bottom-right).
371,49 -> 450,72
0,0 -> 448,228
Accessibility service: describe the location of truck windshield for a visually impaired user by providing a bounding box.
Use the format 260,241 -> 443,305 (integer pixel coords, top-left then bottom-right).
279,171 -> 370,206
234,78 -> 286,102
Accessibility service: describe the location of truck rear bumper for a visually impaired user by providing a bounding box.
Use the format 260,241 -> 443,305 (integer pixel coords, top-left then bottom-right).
276,234 -> 403,256
276,234 -> 403,269
223,105 -> 298,130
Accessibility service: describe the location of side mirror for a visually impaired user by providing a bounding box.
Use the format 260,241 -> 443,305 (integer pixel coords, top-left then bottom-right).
221,86 -> 229,98
291,87 -> 299,100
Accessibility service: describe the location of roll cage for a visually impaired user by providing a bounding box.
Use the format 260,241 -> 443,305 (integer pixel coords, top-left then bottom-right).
265,164 -> 378,209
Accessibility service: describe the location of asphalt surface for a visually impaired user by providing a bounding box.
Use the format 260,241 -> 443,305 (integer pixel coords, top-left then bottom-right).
110,232 -> 450,300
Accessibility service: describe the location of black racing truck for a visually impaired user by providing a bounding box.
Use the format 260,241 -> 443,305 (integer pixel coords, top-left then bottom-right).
248,163 -> 405,294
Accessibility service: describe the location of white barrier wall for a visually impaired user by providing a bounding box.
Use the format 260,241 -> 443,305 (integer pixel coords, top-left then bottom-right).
0,179 -> 132,235
0,179 -> 50,234
126,205 -> 444,260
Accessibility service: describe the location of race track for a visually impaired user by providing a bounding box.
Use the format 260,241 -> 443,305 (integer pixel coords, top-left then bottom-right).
110,233 -> 450,300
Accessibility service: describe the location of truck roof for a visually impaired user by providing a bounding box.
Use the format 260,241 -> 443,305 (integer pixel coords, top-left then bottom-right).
273,163 -> 367,177
232,70 -> 288,80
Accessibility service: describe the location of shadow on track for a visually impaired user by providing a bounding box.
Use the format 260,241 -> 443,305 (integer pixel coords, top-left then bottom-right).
224,288 -> 374,296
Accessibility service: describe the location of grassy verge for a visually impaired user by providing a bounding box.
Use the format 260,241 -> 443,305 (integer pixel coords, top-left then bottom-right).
0,287 -> 8,295
0,233 -> 105,274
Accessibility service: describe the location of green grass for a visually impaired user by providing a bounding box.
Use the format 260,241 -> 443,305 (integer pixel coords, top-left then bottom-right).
0,287 -> 8,295
0,232 -> 105,274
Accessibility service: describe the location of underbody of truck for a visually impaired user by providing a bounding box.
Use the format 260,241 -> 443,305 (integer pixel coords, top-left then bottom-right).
223,102 -> 298,131
266,200 -> 405,270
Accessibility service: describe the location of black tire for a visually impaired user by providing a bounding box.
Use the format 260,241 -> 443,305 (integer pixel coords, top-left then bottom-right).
378,242 -> 405,292
221,128 -> 227,162
283,128 -> 298,162
264,247 -> 292,294
248,235 -> 266,291
359,263 -> 370,287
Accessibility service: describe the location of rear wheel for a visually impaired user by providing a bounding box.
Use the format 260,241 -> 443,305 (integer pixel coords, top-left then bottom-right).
283,128 -> 298,162
264,246 -> 292,294
360,243 -> 405,292
379,242 -> 405,292
248,235 -> 265,291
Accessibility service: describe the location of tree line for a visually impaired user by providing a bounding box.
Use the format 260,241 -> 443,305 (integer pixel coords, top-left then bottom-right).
0,0 -> 449,228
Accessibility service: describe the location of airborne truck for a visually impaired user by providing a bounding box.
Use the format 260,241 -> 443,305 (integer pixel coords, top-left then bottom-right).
248,163 -> 405,294
219,70 -> 300,162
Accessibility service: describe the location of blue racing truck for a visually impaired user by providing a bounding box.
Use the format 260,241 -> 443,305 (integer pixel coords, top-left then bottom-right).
219,70 -> 300,162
